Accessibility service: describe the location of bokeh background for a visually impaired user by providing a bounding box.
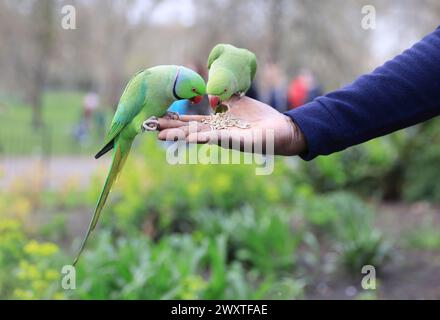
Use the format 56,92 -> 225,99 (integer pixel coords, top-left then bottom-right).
1,0 -> 440,300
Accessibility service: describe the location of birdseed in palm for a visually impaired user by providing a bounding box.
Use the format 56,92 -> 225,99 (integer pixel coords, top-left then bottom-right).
201,111 -> 251,130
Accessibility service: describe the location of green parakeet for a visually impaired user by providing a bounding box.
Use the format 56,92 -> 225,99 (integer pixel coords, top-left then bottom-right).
73,65 -> 205,265
206,44 -> 257,110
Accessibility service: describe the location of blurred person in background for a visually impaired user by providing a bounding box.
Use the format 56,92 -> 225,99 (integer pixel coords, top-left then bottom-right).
93,104 -> 107,139
74,91 -> 100,145
83,91 -> 100,128
287,69 -> 323,109
261,63 -> 288,113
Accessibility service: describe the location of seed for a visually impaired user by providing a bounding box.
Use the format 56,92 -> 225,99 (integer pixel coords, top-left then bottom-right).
201,112 -> 250,131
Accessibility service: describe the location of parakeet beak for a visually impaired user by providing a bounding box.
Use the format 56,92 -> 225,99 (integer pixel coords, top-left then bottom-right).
209,95 -> 220,109
189,95 -> 203,104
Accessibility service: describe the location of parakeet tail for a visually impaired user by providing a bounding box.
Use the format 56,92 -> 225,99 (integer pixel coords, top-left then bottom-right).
95,140 -> 114,159
73,137 -> 133,266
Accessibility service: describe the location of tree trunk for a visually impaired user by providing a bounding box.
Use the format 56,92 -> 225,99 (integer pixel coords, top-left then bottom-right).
30,0 -> 55,129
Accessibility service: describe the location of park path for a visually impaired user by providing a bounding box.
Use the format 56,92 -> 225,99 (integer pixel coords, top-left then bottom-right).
0,156 -> 110,190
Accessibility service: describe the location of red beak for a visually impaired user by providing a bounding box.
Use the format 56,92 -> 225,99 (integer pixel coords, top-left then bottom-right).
209,95 -> 220,109
190,95 -> 203,104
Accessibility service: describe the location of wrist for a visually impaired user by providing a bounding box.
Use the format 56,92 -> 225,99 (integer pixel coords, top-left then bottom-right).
282,115 -> 307,156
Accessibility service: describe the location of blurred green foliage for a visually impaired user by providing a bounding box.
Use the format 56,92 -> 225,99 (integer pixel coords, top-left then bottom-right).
68,137 -> 389,298
299,136 -> 399,196
1,94 -> 439,299
0,218 -> 26,297
0,213 -> 65,299
73,232 -> 295,299
403,119 -> 440,202
0,134 -> 393,300
327,192 -> 391,273
298,118 -> 440,203
403,218 -> 440,250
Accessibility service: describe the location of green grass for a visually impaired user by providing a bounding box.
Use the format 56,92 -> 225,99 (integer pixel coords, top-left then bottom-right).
0,91 -> 112,155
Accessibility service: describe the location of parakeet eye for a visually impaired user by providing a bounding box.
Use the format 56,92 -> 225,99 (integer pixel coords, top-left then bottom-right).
224,89 -> 228,93
192,88 -> 196,92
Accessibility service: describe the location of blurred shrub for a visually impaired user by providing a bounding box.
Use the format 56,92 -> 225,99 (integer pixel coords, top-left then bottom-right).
298,118 -> 440,203
83,137 -> 306,278
1,133 -> 399,299
0,192 -> 30,298
403,219 -> 440,250
297,191 -> 390,274
0,218 -> 26,298
296,190 -> 339,228
13,240 -> 65,300
403,119 -> 440,202
90,136 -> 298,235
73,231 -> 304,300
327,192 -> 391,274
38,214 -> 68,242
0,192 -> 66,299
0,218 -> 65,299
74,232 -> 209,299
299,137 -> 399,196
78,137 -> 391,296
195,206 -> 301,273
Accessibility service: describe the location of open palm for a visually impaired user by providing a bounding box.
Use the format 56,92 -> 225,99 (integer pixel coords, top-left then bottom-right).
157,96 -> 306,156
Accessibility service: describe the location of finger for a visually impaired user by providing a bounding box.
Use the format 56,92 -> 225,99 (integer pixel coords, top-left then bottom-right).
187,130 -> 232,146
186,131 -> 217,144
157,128 -> 186,141
187,132 -> 209,144
158,128 -> 188,141
157,118 -> 188,130
158,121 -> 210,141
179,114 -> 210,122
187,129 -> 257,153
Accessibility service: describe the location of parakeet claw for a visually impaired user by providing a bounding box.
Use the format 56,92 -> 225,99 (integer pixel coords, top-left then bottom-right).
164,111 -> 180,120
142,116 -> 160,132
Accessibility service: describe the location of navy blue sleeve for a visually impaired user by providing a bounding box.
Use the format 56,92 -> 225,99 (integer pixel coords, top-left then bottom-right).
285,27 -> 440,161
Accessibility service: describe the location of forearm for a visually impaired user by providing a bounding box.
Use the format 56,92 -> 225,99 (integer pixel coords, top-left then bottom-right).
286,26 -> 440,160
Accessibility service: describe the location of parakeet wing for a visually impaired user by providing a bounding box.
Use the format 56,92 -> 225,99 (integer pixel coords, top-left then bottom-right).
249,52 -> 257,82
102,70 -> 149,148
207,44 -> 226,69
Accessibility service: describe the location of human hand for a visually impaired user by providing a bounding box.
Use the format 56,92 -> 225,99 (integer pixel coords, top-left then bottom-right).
157,96 -> 307,156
